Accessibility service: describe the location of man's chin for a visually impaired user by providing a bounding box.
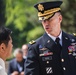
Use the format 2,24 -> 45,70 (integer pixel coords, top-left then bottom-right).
45,30 -> 51,34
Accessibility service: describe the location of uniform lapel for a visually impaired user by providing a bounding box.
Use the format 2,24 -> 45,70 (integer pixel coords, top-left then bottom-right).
42,33 -> 57,51
61,31 -> 72,75
61,31 -> 71,54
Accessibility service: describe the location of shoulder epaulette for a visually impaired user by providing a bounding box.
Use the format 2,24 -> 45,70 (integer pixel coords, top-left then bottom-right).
29,40 -> 36,45
73,33 -> 76,37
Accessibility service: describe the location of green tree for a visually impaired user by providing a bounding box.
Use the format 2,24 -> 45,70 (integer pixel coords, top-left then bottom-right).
5,0 -> 45,48
61,0 -> 76,33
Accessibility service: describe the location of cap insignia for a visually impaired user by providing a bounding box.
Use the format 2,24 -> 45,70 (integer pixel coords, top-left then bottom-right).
38,4 -> 44,11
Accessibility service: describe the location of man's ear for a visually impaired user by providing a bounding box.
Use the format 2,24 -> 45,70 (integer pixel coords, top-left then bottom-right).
59,14 -> 62,23
0,43 -> 6,53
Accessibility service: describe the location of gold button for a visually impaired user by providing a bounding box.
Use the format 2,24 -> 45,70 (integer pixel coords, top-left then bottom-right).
63,67 -> 66,70
47,61 -> 49,64
61,59 -> 64,62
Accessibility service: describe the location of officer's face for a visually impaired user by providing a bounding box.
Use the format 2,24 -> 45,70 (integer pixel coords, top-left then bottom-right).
41,12 -> 62,35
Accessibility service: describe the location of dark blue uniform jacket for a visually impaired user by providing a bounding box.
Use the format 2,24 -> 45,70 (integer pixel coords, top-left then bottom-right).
25,31 -> 76,75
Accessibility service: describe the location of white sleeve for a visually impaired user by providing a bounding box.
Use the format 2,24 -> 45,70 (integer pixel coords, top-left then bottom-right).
0,65 -> 7,75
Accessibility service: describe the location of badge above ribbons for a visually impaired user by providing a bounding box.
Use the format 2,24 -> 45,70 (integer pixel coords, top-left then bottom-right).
39,44 -> 53,57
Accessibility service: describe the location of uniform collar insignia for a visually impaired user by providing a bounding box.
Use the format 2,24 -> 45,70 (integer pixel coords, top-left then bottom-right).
65,37 -> 68,40
47,40 -> 50,43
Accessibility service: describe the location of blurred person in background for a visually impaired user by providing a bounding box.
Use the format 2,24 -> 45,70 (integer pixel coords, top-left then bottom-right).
8,49 -> 25,75
22,44 -> 28,59
0,26 -> 13,75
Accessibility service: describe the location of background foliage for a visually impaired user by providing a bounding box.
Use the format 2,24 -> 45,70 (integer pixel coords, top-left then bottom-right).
0,0 -> 76,48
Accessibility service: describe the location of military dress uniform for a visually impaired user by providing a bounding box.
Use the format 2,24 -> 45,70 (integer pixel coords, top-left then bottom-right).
25,32 -> 76,75
25,1 -> 76,75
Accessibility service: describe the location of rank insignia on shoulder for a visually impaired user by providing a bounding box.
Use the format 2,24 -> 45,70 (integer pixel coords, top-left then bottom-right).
29,40 -> 36,45
73,33 -> 76,37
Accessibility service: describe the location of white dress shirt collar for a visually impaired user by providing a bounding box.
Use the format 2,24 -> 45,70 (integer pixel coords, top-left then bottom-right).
48,31 -> 62,45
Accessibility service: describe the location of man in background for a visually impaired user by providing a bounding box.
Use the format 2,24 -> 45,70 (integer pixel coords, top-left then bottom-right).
0,26 -> 13,75
22,44 -> 28,59
8,49 -> 25,75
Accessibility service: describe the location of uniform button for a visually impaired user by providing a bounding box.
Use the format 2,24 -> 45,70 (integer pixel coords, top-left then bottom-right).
61,59 -> 64,62
47,61 -> 49,64
63,67 -> 66,70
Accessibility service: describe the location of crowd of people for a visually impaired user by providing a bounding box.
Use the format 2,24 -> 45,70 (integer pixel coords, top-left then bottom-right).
0,0 -> 76,75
